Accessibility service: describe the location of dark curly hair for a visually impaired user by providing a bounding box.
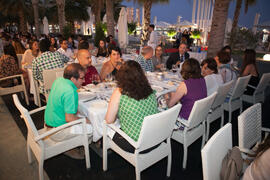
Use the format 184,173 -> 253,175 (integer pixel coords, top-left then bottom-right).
201,58 -> 218,74
115,60 -> 153,101
217,51 -> 231,64
180,58 -> 202,80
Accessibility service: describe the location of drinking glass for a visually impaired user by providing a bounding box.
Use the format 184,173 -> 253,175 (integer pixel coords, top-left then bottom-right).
105,73 -> 112,82
92,74 -> 100,85
160,63 -> 166,72
172,64 -> 177,73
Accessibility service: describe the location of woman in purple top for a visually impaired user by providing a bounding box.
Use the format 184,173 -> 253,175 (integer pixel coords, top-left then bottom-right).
166,58 -> 207,120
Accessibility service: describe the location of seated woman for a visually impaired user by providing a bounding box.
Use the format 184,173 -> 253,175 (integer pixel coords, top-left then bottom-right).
105,60 -> 158,152
240,49 -> 259,95
201,58 -> 223,96
166,58 -> 207,121
12,38 -> 26,54
152,45 -> 167,71
215,51 -> 237,83
96,40 -> 107,57
0,44 -> 22,87
21,40 -> 40,69
49,37 -> 58,52
243,135 -> 270,179
100,46 -> 123,81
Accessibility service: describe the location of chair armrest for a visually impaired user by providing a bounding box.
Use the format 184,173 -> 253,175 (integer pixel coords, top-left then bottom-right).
247,84 -> 256,89
238,147 -> 256,156
28,106 -> 46,115
262,127 -> 270,132
178,118 -> 189,127
0,74 -> 23,81
105,122 -> 138,148
34,118 -> 86,141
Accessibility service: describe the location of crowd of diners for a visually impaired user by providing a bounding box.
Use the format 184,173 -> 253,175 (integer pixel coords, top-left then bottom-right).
0,30 -> 268,179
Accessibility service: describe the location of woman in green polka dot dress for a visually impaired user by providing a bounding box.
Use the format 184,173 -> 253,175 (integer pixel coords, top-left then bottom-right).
105,60 -> 158,153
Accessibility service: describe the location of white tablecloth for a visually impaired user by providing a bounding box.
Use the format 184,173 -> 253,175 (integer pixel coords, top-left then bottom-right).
77,72 -> 180,142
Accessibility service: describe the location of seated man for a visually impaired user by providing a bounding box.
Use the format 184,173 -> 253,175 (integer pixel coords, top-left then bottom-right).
57,38 -> 74,61
166,43 -> 190,70
135,46 -> 154,72
32,39 -> 69,94
44,63 -> 90,159
77,49 -> 99,86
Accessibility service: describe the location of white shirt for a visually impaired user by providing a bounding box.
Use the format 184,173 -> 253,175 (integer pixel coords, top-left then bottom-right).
57,47 -> 74,61
147,30 -> 158,50
204,73 -> 224,96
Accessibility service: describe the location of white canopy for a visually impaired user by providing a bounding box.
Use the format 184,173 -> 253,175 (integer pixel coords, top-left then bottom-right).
43,16 -> 49,35
155,21 -> 172,28
117,7 -> 128,49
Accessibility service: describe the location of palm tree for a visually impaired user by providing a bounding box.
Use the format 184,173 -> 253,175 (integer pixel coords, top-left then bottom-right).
230,0 -> 256,46
127,0 -> 169,45
56,0 -> 66,33
106,0 -> 115,36
0,0 -> 31,33
32,0 -> 40,38
91,0 -> 104,25
207,0 -> 231,58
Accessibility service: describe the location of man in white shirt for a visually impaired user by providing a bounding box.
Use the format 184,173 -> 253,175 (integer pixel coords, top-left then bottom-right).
147,24 -> 158,52
57,39 -> 74,61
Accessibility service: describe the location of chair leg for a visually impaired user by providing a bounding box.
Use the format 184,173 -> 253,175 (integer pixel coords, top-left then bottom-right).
135,166 -> 141,180
166,149 -> 172,177
201,133 -> 205,150
182,144 -> 188,169
39,159 -> 44,180
229,108 -> 232,123
84,144 -> 90,169
221,112 -> 224,127
206,120 -> 210,142
103,137 -> 108,171
27,143 -> 33,164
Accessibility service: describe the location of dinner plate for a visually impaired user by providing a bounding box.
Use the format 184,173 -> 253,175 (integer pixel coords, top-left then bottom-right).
78,91 -> 96,101
89,100 -> 108,109
152,85 -> 163,92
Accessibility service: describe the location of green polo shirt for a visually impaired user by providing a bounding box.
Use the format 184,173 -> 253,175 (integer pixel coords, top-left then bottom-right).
45,77 -> 78,127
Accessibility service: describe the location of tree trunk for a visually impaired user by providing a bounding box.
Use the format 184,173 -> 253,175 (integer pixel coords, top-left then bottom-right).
18,9 -> 27,33
93,0 -> 103,25
207,0 -> 230,58
56,0 -> 66,33
141,1 -> 152,46
32,0 -> 40,38
106,0 -> 114,36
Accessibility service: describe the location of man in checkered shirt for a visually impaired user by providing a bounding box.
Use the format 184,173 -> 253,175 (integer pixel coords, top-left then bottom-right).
32,39 -> 69,94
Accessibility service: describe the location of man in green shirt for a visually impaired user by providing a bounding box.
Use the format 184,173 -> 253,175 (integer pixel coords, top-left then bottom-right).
44,63 -> 89,159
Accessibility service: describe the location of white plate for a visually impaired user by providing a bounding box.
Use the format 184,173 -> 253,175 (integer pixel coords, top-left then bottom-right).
89,100 -> 108,109
78,91 -> 96,101
152,85 -> 163,92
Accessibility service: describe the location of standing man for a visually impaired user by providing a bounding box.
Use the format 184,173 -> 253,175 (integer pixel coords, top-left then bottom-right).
45,63 -> 90,159
57,38 -> 74,61
135,46 -> 154,72
32,39 -> 70,94
77,49 -> 99,85
166,43 -> 190,70
147,24 -> 158,52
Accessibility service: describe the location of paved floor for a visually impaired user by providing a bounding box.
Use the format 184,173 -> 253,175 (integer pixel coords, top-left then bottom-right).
0,97 -> 49,180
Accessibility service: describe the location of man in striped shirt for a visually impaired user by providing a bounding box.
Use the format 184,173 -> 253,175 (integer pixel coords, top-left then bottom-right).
135,46 -> 154,72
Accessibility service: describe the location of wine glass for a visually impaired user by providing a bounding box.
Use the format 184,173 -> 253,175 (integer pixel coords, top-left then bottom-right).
92,74 -> 100,85
172,64 -> 177,73
105,73 -> 112,82
160,63 -> 166,72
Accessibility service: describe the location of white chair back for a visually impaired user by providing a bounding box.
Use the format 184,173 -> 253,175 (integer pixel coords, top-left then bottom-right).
43,68 -> 64,92
12,94 -> 40,141
137,104 -> 182,151
212,80 -> 234,109
254,73 -> 270,95
238,103 -> 262,150
201,123 -> 232,180
231,75 -> 251,100
17,54 -> 23,69
187,92 -> 217,128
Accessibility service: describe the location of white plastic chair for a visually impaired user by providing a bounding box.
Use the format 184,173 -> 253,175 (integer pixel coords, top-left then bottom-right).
0,74 -> 29,105
206,81 -> 234,141
238,103 -> 270,154
201,123 -> 233,180
172,92 -> 217,169
12,94 -> 91,180
43,68 -> 64,101
242,73 -> 270,104
223,75 -> 251,123
103,104 -> 182,180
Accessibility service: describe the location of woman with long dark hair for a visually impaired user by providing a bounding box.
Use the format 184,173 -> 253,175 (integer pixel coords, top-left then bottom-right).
105,60 -> 158,152
96,39 -> 107,57
240,49 -> 259,95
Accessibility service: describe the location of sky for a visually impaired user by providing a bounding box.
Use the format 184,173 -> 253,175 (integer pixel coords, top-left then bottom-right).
121,0 -> 270,28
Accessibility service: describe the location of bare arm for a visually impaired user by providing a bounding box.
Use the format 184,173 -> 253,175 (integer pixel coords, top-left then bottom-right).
167,82 -> 187,108
65,113 -> 90,124
105,88 -> 121,124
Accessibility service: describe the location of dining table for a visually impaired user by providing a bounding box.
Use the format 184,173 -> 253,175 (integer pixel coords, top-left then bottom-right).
77,71 -> 182,142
